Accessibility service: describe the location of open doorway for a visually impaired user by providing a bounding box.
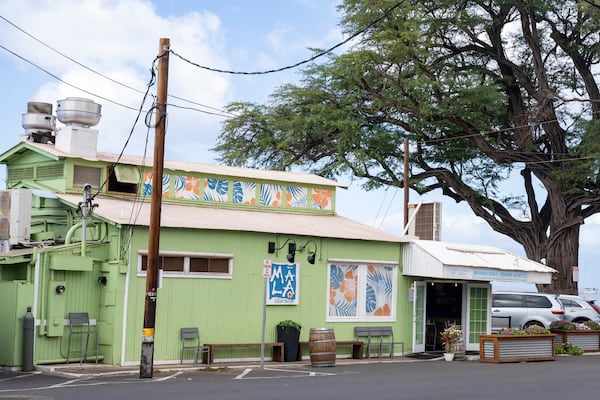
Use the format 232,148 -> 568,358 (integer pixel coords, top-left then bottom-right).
425,282 -> 463,351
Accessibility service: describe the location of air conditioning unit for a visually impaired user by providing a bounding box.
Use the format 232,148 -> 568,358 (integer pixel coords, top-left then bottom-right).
0,189 -> 32,246
407,201 -> 442,241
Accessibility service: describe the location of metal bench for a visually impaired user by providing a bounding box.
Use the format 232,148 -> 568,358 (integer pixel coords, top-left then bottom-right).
354,326 -> 404,358
202,342 -> 284,364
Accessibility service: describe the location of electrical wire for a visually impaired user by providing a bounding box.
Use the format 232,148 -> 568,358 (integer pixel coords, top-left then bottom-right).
0,43 -> 137,111
91,53 -> 162,199
0,14 -> 234,118
168,1 -> 405,75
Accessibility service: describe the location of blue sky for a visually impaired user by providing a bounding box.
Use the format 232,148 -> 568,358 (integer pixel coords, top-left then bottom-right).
1,0 -> 599,294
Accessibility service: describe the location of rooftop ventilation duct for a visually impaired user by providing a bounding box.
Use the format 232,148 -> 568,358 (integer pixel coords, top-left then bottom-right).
21,102 -> 56,144
54,97 -> 102,157
56,97 -> 101,127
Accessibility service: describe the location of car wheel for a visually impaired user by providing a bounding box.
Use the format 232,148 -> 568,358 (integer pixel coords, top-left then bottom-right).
572,318 -> 590,323
523,321 -> 543,329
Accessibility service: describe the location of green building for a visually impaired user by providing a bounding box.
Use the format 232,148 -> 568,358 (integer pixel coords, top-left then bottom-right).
0,99 -> 555,368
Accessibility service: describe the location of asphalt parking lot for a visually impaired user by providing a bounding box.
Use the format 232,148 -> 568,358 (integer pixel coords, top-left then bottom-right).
1,354 -> 599,400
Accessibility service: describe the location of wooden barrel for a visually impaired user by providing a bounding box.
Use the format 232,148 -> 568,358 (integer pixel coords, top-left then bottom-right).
309,328 -> 336,367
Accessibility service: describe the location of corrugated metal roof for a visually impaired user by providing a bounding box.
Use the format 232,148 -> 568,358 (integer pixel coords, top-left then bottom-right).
412,240 -> 556,273
403,240 -> 556,284
56,194 -> 408,243
18,141 -> 347,188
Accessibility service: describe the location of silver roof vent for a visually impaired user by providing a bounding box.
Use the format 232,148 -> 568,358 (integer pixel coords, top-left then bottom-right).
21,102 -> 56,144
56,97 -> 101,127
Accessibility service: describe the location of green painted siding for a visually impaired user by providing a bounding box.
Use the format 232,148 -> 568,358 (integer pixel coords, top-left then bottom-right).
121,228 -> 410,363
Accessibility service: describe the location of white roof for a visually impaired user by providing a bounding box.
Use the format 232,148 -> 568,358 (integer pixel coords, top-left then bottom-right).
403,240 -> 557,284
23,141 -> 347,188
56,194 -> 408,243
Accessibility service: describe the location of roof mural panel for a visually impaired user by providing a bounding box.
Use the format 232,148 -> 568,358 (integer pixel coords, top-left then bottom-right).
204,178 -> 228,202
232,181 -> 256,204
174,175 -> 200,200
286,186 -> 308,208
260,183 -> 282,207
312,188 -> 332,210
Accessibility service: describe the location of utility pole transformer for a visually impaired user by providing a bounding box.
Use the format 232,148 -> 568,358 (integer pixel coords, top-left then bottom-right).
140,37 -> 170,379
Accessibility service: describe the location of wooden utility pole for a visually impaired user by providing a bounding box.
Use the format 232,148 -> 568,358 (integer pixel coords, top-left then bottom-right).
403,138 -> 409,228
140,37 -> 170,379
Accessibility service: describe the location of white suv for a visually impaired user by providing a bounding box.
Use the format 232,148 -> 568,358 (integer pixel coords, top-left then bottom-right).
557,294 -> 600,323
491,292 -> 565,331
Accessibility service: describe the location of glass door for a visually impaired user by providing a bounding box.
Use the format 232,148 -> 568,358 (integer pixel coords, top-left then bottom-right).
465,283 -> 491,351
412,281 -> 426,353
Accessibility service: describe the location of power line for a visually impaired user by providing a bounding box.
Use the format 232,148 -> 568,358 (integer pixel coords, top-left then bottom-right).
168,1 -> 404,75
0,14 -> 233,117
0,43 -> 137,111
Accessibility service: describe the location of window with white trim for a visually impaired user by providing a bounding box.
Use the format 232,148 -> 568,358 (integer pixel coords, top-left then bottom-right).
327,262 -> 397,322
138,251 -> 233,279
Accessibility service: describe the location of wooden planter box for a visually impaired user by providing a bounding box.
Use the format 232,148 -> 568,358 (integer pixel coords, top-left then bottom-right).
551,329 -> 600,352
479,334 -> 556,363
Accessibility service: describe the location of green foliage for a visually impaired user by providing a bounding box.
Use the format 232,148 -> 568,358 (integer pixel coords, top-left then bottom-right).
278,320 -> 302,330
214,0 -> 600,292
550,320 -> 600,331
498,326 -> 550,335
555,342 -> 584,356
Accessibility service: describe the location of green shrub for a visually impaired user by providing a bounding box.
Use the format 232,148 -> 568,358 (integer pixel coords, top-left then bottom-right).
555,342 -> 584,355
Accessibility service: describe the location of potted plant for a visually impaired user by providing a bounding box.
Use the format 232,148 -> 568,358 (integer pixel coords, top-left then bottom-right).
439,325 -> 462,361
276,320 -> 302,362
550,320 -> 600,352
480,325 -> 556,363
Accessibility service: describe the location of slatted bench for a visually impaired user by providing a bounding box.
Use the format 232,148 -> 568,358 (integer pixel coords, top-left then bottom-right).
296,340 -> 364,361
354,326 -> 404,358
202,342 -> 284,364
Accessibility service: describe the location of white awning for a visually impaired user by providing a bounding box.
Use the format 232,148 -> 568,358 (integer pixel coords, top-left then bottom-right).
403,240 -> 556,284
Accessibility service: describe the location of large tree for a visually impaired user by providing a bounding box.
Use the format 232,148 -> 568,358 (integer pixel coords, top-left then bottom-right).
214,0 -> 600,293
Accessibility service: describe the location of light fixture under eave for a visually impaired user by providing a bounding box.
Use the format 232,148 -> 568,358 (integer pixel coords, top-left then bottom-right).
286,242 -> 296,263
267,239 -> 297,263
298,240 -> 318,265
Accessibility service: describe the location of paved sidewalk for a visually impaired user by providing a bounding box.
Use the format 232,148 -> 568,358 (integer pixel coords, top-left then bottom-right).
33,353 -> 449,378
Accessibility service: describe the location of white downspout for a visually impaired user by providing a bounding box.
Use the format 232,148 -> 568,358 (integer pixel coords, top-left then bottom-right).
120,228 -> 133,366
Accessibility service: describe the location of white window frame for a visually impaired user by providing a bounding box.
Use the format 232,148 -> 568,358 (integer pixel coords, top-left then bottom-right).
137,250 -> 233,279
326,259 -> 398,323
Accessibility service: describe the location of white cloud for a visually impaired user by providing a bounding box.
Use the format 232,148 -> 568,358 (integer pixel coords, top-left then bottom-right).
1,0 -> 231,162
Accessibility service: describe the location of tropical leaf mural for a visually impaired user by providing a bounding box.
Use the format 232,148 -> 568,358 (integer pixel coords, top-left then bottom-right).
328,264 -> 358,317
233,181 -> 257,204
204,178 -> 229,202
142,172 -> 169,197
366,266 -> 393,317
174,175 -> 200,200
260,183 -> 282,206
286,186 -> 307,208
311,188 -> 332,210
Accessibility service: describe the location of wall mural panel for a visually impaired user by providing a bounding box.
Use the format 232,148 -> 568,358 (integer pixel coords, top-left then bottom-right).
174,175 -> 200,200
328,264 -> 358,317
233,181 -> 257,204
260,183 -> 282,207
366,265 -> 393,317
204,178 -> 229,202
311,188 -> 332,210
142,172 -> 170,197
286,186 -> 308,208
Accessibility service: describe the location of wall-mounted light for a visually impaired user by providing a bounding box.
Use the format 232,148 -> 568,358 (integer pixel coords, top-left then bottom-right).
286,242 -> 296,263
298,240 -> 317,265
98,276 -> 107,286
268,239 -> 297,264
55,285 -> 66,295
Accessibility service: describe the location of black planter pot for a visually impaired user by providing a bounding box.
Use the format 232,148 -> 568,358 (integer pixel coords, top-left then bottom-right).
277,325 -> 301,362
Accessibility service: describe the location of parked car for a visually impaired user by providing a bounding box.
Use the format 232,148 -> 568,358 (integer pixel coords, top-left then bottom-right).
491,292 -> 565,331
557,294 -> 600,323
588,300 -> 600,314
